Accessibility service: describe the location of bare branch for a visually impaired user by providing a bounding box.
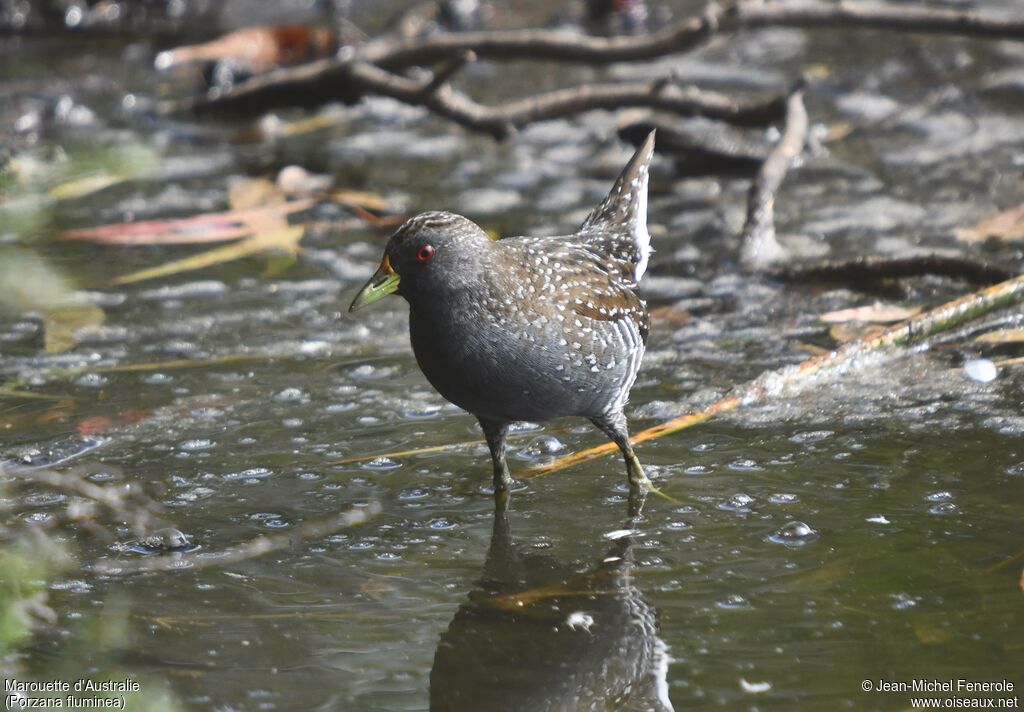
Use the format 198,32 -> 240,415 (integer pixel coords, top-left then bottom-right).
189,57 -> 787,136
772,255 -> 1015,286
358,9 -> 716,68
741,82 -> 808,270
360,1 -> 1024,69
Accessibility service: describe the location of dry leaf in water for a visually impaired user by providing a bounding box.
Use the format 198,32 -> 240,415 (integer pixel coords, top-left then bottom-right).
974,328 -> 1024,345
228,178 -> 285,211
42,304 -> 105,353
819,302 -> 921,324
956,203 -> 1024,244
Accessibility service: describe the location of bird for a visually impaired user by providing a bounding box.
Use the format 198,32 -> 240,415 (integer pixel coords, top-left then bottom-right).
350,131 -> 656,494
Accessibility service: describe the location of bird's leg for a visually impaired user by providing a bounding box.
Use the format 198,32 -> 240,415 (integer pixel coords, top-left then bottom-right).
478,417 -> 514,493
590,412 -> 650,492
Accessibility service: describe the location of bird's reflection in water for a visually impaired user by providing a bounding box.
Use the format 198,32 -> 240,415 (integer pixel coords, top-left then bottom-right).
430,493 -> 674,712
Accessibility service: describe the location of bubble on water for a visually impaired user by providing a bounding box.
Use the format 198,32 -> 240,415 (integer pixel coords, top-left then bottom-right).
299,340 -> 332,355
180,439 -> 214,452
768,521 -> 818,547
143,373 -> 172,385
719,493 -> 755,512
350,364 -> 392,380
265,519 -> 290,529
357,416 -> 381,426
274,387 -> 308,402
926,491 -> 953,502
326,402 -> 358,414
716,594 -> 751,610
74,373 -> 108,388
768,493 -> 798,504
282,418 -> 303,428
404,406 -> 441,419
790,430 -> 834,444
740,679 -> 772,694
890,592 -> 919,610
519,435 -> 566,460
376,552 -> 401,561
866,515 -> 891,524
728,459 -> 763,472
427,517 -> 457,530
1007,462 -> 1024,476
249,512 -> 281,521
666,520 -> 691,530
684,465 -> 712,475
963,358 -> 997,383
362,457 -> 401,471
603,529 -> 636,540
225,467 -> 273,481
928,502 -> 958,515
399,488 -> 428,500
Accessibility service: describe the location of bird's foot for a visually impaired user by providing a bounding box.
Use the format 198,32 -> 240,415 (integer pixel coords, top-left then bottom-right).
626,452 -> 651,492
488,468 -> 525,496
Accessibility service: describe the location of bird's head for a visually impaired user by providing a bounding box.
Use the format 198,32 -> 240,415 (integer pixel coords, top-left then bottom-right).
349,211 -> 490,311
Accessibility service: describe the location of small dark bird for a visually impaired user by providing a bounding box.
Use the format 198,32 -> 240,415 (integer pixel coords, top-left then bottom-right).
350,132 -> 656,494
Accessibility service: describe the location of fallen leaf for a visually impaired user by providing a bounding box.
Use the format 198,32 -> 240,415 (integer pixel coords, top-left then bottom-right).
228,178 -> 284,211
113,225 -> 304,285
58,200 -> 312,246
829,323 -> 886,343
42,304 -> 105,353
329,189 -> 393,213
76,416 -> 113,436
820,302 -> 921,324
956,203 -> 1024,244
974,328 -> 1024,345
48,173 -> 127,200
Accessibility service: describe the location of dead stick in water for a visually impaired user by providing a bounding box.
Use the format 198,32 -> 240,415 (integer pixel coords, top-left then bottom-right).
524,273 -> 1024,477
741,81 -> 807,270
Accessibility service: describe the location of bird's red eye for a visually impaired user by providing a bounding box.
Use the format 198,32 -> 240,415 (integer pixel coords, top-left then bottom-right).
416,245 -> 435,263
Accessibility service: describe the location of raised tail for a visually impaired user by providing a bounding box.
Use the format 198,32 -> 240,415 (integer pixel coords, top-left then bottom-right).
580,130 -> 655,283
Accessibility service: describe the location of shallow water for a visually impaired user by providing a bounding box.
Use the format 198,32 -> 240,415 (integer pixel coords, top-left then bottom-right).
2,1 -> 1024,710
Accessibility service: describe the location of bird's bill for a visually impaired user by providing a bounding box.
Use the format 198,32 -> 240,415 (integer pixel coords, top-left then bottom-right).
349,255 -> 400,312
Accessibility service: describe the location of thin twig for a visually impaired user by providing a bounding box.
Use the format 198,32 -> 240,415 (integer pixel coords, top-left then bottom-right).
90,502 -> 382,575
741,81 -> 807,270
2,463 -> 164,536
524,273 -> 1024,476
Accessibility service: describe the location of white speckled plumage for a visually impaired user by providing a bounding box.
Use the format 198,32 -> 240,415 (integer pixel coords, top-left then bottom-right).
358,132 -> 657,492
